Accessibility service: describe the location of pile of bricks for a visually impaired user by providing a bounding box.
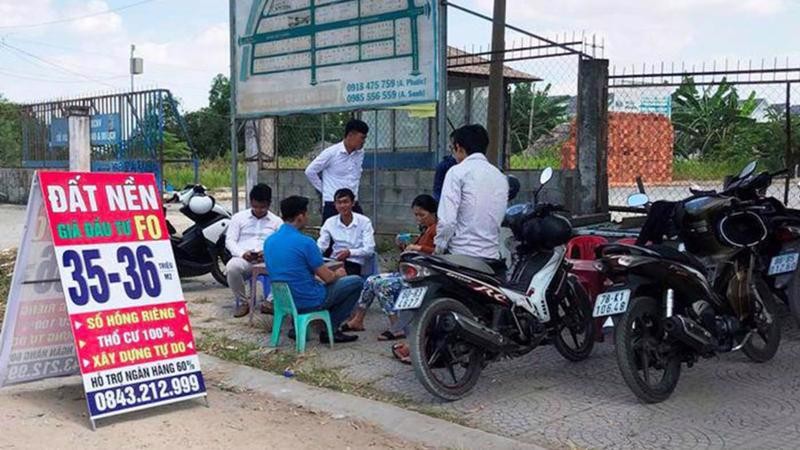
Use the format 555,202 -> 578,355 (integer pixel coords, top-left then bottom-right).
561,112 -> 674,185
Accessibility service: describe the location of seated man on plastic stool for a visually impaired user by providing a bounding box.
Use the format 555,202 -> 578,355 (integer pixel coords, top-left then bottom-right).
317,188 -> 376,276
225,184 -> 283,318
265,196 -> 362,343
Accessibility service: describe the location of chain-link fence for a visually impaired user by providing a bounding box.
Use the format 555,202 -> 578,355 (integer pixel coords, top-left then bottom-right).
607,65 -> 800,213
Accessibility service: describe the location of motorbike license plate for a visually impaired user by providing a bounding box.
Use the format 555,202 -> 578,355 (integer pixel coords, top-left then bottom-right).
593,289 -> 631,317
768,253 -> 799,276
394,287 -> 428,311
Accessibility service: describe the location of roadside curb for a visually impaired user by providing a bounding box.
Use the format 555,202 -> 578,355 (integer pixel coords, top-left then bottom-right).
199,353 -> 546,450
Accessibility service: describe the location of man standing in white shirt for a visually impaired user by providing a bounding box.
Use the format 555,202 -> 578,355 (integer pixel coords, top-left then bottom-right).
317,188 -> 376,276
226,184 -> 283,318
435,124 -> 509,259
305,119 -> 369,222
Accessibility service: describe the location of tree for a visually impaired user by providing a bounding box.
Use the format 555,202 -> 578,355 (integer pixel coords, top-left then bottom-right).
509,83 -> 569,155
671,77 -> 758,159
0,95 -> 21,166
184,74 -> 232,158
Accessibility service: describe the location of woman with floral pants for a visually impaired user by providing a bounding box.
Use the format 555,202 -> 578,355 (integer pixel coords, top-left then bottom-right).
342,195 -> 438,341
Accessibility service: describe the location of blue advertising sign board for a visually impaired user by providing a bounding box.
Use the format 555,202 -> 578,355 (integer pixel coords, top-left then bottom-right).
49,114 -> 122,148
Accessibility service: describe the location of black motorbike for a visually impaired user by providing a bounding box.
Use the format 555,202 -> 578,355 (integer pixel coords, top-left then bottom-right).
595,187 -> 782,403
166,185 -> 232,286
396,168 -> 595,400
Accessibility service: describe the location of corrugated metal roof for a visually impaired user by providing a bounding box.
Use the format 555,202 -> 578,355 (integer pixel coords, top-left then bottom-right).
447,46 -> 540,83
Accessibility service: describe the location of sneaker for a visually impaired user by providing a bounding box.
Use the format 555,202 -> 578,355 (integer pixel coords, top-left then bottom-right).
319,331 -> 358,344
260,302 -> 274,315
233,303 -> 250,318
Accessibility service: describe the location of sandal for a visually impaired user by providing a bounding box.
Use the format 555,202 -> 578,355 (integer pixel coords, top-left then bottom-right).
378,330 -> 406,341
391,343 -> 411,365
340,323 -> 365,332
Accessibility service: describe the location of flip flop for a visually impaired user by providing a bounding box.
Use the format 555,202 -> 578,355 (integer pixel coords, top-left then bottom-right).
378,330 -> 406,341
340,323 -> 365,332
391,343 -> 411,365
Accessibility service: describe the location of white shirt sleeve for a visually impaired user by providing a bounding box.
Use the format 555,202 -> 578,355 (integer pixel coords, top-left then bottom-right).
225,213 -> 246,258
435,170 -> 460,254
305,148 -> 332,193
316,219 -> 332,254
350,217 -> 375,258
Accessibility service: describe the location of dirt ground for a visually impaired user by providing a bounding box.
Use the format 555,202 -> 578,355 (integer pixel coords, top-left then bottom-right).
0,376 -> 427,450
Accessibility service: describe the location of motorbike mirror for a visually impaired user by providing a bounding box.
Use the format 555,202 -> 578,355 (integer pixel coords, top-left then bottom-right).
627,193 -> 649,207
738,161 -> 758,179
539,167 -> 553,185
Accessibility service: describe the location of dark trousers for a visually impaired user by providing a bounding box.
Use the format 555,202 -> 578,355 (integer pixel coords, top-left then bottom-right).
343,261 -> 363,276
322,201 -> 363,223
298,275 -> 364,329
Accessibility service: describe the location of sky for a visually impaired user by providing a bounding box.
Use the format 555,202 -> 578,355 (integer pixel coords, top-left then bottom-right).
0,0 -> 798,111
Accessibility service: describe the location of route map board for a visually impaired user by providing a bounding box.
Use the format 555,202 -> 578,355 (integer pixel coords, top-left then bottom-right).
233,0 -> 439,116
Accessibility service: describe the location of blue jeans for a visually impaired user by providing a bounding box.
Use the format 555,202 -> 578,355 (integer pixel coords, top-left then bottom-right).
299,275 -> 363,329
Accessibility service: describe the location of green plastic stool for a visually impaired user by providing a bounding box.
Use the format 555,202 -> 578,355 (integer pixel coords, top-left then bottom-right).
269,282 -> 334,353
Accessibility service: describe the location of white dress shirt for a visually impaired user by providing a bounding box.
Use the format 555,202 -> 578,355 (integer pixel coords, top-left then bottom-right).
317,213 -> 376,267
225,209 -> 283,258
434,153 -> 509,258
304,141 -> 365,202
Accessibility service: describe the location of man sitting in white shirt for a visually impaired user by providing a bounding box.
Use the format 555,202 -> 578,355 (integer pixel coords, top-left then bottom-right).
304,119 -> 369,222
435,124 -> 509,259
225,184 -> 283,318
317,188 -> 376,276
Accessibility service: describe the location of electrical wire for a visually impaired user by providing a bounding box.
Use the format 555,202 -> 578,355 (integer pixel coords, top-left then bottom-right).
0,0 -> 160,30
0,42 -> 124,89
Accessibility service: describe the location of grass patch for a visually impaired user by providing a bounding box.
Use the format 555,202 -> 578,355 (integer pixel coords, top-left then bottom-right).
162,156 -> 311,190
0,248 -> 15,326
673,157 -> 753,181
510,146 -> 562,170
196,331 -> 471,427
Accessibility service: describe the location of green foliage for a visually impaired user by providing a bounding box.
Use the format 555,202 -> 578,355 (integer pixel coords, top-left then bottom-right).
671,77 -> 758,159
183,74 -> 233,159
0,95 -> 22,166
672,156 -> 754,181
163,157 -> 244,190
162,131 -> 191,160
509,83 -> 569,155
509,144 -> 562,169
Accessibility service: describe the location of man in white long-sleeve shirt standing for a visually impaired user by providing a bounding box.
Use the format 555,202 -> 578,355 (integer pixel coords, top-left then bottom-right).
435,124 -> 509,259
305,119 -> 369,222
226,184 -> 283,318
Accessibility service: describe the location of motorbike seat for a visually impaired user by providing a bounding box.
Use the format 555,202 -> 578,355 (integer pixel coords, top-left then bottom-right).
647,244 -> 707,273
438,254 -> 507,277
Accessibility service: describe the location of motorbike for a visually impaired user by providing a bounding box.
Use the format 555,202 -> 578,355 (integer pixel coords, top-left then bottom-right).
166,185 -> 232,286
683,161 -> 800,322
396,168 -> 596,401
594,182 -> 782,403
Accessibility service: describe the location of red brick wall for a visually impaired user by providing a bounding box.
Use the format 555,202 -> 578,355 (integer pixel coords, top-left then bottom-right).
561,112 -> 674,185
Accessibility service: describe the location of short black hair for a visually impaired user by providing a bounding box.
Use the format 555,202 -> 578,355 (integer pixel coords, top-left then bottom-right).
450,124 -> 489,155
411,194 -> 437,215
334,188 -> 355,202
344,119 -> 369,136
280,196 -> 309,221
250,183 -> 272,204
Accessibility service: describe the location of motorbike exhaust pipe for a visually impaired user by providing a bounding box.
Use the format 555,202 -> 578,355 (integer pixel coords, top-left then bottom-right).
441,312 -> 514,353
663,315 -> 716,354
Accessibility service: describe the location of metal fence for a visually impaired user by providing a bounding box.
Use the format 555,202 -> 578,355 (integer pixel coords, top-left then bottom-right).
20,89 -> 197,188
607,64 -> 800,212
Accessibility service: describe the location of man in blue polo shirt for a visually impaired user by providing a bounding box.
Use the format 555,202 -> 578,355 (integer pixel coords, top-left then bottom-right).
264,195 -> 362,343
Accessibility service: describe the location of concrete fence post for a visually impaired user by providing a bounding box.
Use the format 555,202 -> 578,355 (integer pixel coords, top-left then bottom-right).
575,58 -> 609,216
67,105 -> 91,172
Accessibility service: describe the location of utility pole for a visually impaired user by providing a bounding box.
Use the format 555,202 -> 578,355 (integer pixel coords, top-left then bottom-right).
130,44 -> 143,92
486,0 -> 507,166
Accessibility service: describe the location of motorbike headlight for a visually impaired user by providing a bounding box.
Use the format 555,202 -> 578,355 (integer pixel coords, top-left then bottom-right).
617,255 -> 636,267
399,263 -> 431,281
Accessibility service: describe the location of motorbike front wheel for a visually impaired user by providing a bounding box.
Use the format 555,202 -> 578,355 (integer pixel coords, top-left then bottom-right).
615,296 -> 682,403
741,278 -> 781,363
210,246 -> 231,287
552,276 -> 596,361
409,297 -> 485,401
